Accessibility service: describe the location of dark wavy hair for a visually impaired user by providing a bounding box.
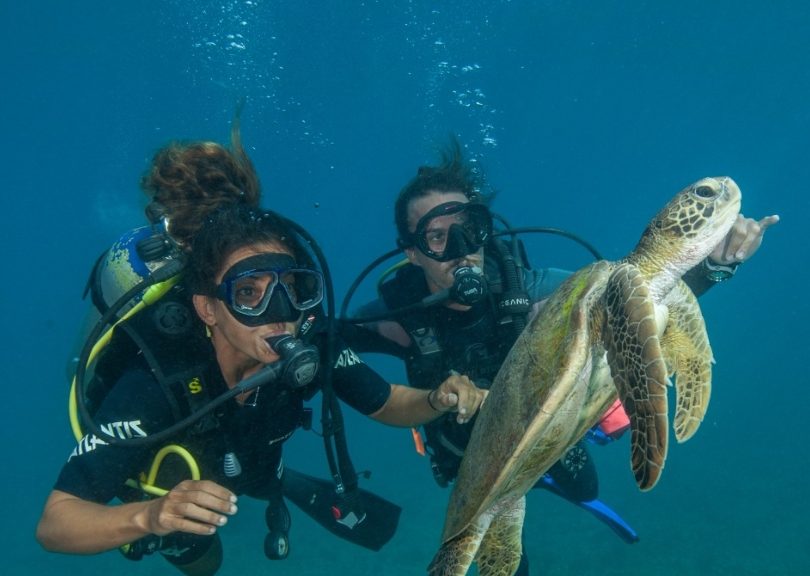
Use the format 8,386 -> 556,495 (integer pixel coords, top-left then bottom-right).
141,112 -> 261,249
187,204 -> 314,297
394,137 -> 494,245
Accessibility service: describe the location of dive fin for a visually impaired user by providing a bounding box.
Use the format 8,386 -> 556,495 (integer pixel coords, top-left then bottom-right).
577,497 -> 640,544
282,467 -> 402,551
540,475 -> 639,544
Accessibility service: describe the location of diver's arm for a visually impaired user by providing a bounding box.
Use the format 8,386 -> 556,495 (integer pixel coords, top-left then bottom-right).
341,296 -> 413,353
36,482 -> 237,554
370,374 -> 486,428
37,490 -> 160,554
338,319 -> 410,357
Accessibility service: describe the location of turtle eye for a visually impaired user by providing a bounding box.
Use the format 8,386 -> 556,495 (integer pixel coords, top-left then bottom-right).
693,185 -> 716,199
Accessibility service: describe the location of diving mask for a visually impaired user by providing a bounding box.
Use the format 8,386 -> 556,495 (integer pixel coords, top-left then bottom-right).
216,253 -> 324,326
405,202 -> 492,262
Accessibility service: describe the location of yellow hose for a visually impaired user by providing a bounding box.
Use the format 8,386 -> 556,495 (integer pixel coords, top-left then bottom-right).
69,276 -> 181,441
125,444 -> 201,497
68,275 -> 197,500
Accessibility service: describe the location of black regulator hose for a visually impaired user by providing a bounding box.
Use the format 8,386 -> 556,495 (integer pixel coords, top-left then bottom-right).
491,237 -> 528,337
493,226 -> 603,260
102,361 -> 287,448
342,266 -> 487,324
339,222 -> 602,327
339,248 -> 401,320
279,215 -> 362,499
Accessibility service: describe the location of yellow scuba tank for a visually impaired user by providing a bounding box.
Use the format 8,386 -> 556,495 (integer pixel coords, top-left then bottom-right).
67,221 -> 184,380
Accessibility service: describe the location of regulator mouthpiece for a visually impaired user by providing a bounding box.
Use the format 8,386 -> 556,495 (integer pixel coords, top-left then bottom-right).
449,266 -> 487,306
266,334 -> 320,389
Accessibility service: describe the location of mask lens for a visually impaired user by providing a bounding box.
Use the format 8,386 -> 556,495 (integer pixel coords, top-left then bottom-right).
277,269 -> 324,310
231,271 -> 278,315
424,213 -> 463,253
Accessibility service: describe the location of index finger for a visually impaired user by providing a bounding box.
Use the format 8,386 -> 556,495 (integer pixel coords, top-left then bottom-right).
176,480 -> 237,507
758,214 -> 780,231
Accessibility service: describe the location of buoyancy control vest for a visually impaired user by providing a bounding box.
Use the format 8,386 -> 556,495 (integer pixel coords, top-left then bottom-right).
378,245 -> 530,486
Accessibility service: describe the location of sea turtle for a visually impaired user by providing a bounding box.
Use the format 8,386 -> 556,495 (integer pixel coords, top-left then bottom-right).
428,176 -> 742,576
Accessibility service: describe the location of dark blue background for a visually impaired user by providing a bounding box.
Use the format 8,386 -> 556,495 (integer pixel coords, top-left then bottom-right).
1,1 -> 806,574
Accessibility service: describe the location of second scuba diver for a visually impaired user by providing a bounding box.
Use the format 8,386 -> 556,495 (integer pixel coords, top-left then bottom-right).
343,138 -> 779,575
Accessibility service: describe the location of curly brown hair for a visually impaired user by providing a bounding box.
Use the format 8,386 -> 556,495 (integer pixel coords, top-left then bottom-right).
141,114 -> 261,249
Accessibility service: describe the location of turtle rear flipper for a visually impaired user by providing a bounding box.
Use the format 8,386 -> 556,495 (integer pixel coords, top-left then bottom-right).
604,263 -> 670,491
428,517 -> 489,576
661,280 -> 713,442
428,498 -> 525,576
476,497 -> 525,576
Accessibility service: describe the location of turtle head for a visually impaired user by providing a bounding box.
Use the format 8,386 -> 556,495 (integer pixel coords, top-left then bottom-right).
633,176 -> 742,278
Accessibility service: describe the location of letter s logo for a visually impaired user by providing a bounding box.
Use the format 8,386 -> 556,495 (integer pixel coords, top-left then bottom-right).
188,377 -> 203,394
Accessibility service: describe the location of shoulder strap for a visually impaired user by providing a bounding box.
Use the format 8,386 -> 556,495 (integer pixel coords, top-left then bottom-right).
115,285 -> 216,425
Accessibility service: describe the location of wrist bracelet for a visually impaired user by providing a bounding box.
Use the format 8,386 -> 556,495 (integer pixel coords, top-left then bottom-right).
702,258 -> 740,283
427,389 -> 442,412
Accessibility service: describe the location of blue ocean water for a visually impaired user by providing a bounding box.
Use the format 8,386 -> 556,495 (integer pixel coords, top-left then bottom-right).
1,1 -> 807,574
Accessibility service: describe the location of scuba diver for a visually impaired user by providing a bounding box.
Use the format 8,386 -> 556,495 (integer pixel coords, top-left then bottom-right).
38,203 -> 485,575
341,138 -> 779,574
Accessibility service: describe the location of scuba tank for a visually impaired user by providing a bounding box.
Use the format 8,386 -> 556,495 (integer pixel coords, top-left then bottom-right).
67,220 -> 184,381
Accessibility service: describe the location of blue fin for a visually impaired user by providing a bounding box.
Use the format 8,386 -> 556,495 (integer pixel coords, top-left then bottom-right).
539,475 -> 639,544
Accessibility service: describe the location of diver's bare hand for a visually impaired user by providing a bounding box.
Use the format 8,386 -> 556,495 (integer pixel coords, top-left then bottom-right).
142,480 -> 238,536
709,213 -> 779,264
432,373 -> 488,424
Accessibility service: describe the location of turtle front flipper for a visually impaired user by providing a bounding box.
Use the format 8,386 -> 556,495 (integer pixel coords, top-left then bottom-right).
660,280 -> 713,442
476,497 -> 525,576
604,263 -> 670,491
